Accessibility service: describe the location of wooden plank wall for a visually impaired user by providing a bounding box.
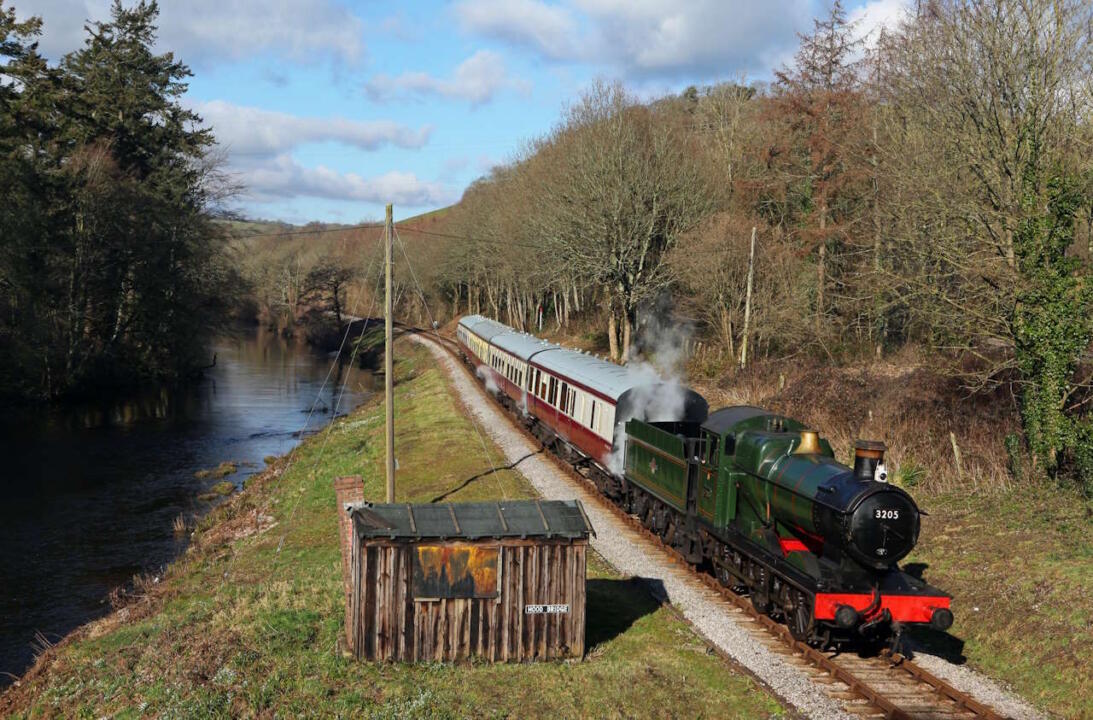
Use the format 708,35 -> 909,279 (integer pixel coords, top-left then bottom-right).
349,539 -> 587,662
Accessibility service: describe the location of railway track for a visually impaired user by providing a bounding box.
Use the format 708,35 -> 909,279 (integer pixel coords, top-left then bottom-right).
408,326 -> 1009,720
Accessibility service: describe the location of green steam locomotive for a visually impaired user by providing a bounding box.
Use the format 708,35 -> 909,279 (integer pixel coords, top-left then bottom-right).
622,407 -> 952,646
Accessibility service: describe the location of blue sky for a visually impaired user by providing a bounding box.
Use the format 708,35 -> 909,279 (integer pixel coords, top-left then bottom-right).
18,0 -> 908,224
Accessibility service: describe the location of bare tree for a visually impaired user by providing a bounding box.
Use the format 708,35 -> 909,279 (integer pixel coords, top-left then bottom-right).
874,0 -> 1093,481
535,81 -> 713,360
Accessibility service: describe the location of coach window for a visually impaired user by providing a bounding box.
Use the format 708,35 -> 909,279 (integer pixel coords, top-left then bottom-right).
560,383 -> 568,411
589,401 -> 597,431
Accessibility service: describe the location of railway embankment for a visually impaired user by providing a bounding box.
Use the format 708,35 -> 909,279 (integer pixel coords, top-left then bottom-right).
0,340 -> 782,719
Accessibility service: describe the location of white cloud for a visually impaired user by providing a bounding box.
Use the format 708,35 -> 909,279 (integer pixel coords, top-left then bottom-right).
242,154 -> 455,207
16,0 -> 364,64
454,0 -> 579,60
454,0 -> 810,80
184,102 -> 448,208
190,101 -> 432,157
849,0 -> 910,47
365,50 -> 523,105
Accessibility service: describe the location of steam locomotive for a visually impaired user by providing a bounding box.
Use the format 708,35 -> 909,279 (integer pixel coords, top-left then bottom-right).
456,315 -> 952,646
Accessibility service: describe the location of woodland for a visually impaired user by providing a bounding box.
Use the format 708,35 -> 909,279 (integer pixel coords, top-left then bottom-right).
242,0 -> 1093,491
3,0 -> 1092,491
0,1 -> 237,401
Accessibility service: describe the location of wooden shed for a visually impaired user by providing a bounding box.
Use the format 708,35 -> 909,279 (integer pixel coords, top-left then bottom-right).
341,499 -> 595,662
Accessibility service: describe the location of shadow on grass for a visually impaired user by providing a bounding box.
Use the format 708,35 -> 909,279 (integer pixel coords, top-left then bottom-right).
585,577 -> 665,650
428,450 -> 544,503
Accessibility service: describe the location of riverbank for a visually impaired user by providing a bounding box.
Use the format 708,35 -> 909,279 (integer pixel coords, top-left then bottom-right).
1,340 -> 783,718
0,327 -> 377,685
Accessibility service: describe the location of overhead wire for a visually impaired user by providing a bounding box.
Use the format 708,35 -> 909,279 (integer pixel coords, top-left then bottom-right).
274,263 -> 385,558
394,224 -> 546,251
393,225 -> 509,500
217,240 -> 380,591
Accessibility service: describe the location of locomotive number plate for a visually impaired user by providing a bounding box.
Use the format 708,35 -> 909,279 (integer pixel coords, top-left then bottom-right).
525,604 -> 569,614
875,509 -> 900,520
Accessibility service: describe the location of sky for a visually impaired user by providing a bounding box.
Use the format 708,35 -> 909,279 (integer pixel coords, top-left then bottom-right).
15,0 -> 909,224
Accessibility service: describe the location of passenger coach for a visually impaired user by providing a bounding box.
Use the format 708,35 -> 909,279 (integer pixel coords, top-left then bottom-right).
456,315 -> 708,473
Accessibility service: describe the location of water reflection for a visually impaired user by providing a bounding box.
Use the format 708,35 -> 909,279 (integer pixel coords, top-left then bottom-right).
0,326 -> 374,683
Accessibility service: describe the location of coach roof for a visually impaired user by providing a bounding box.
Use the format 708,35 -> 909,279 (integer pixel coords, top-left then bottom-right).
459,314 -> 676,402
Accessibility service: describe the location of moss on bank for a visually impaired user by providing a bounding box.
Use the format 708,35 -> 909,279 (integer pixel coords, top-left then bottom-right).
1,341 -> 782,719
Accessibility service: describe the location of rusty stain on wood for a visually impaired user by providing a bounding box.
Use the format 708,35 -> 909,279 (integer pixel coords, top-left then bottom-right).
349,538 -> 587,662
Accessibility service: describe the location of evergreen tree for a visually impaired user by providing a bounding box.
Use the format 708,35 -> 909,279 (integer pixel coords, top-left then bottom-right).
0,1 -> 236,400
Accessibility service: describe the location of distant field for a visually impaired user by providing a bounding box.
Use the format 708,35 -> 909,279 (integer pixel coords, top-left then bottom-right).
1,339 -> 782,719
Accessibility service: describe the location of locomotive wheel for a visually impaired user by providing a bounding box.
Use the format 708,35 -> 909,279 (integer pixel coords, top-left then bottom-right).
786,591 -> 815,643
751,589 -> 772,615
749,566 -> 772,614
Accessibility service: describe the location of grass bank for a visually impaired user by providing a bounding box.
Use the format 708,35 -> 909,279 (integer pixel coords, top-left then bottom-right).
1,341 -> 782,719
907,487 -> 1093,719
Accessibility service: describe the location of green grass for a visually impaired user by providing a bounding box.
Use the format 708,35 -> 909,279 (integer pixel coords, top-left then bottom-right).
2,341 -> 782,719
907,486 -> 1093,719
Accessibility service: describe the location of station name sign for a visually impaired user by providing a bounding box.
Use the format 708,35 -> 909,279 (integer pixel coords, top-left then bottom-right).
524,604 -> 569,614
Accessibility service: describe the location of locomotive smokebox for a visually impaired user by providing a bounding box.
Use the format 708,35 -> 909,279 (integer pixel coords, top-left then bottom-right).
853,440 -> 886,482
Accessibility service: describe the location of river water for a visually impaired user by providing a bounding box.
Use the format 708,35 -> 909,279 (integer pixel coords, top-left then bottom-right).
0,327 -> 375,683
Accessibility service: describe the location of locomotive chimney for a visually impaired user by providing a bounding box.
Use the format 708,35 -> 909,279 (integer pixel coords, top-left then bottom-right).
853,440 -> 886,482
794,430 -> 822,454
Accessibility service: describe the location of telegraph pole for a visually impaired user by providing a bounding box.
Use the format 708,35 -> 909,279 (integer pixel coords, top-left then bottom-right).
384,204 -> 395,503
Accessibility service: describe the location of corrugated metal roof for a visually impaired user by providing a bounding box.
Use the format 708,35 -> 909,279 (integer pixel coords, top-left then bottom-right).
349,499 -> 595,541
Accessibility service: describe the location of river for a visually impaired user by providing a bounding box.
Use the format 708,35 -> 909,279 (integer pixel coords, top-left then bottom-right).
0,326 -> 375,684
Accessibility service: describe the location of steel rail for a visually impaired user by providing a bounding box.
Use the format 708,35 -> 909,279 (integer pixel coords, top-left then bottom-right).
409,326 -> 1007,720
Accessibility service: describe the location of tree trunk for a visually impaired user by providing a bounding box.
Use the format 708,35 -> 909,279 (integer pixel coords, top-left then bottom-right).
608,311 -> 619,362
872,123 -> 883,359
621,312 -> 632,363
816,200 -> 827,333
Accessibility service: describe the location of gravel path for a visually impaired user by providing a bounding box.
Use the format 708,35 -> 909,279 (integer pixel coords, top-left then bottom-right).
412,334 -> 1043,720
